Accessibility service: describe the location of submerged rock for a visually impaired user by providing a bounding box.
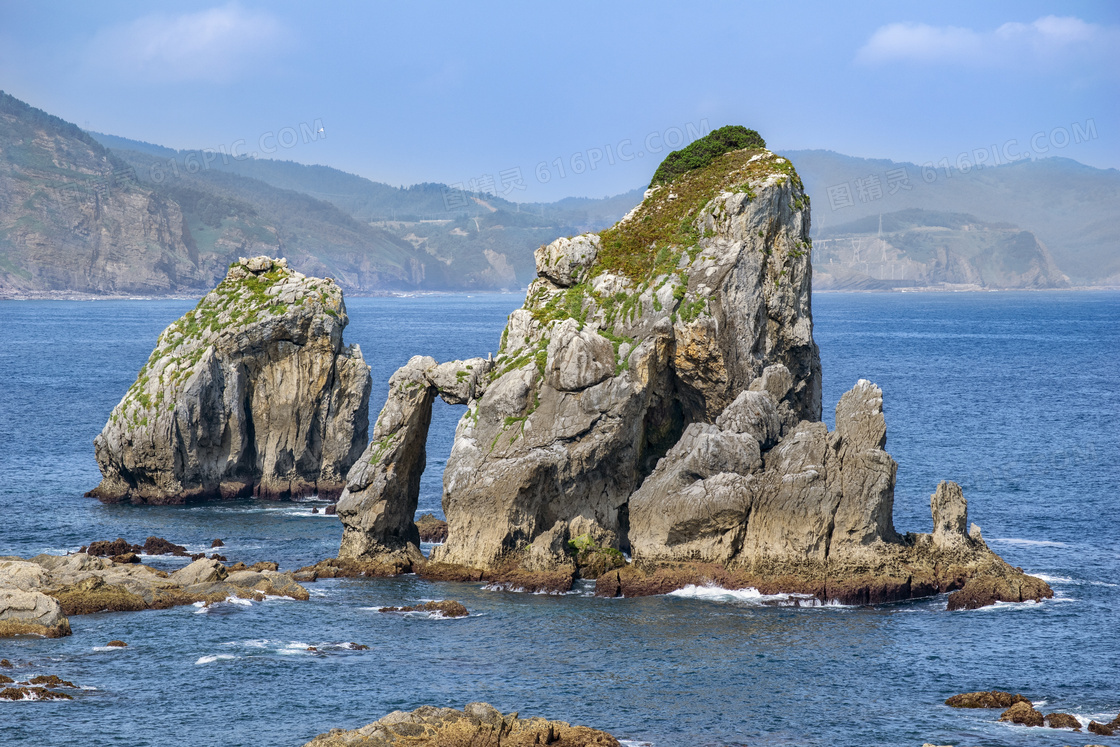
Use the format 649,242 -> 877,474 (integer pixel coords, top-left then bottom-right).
1089,720 -> 1116,736
1000,701 -> 1045,727
945,691 -> 1030,709
88,256 -> 371,504
0,686 -> 73,701
301,701 -> 619,746
1045,712 -> 1081,730
377,600 -> 468,618
331,130 -> 1050,608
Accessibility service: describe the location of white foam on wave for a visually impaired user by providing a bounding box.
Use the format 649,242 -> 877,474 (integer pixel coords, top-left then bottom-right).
91,646 -> 125,652
667,584 -> 835,607
968,599 -> 1044,612
1029,573 -> 1117,588
195,654 -> 239,665
137,552 -> 193,563
229,639 -> 270,649
360,605 -> 471,621
0,690 -> 72,702
277,642 -> 313,655
281,508 -> 339,518
989,537 -> 1068,548
193,596 -> 254,613
221,638 -> 328,655
619,741 -> 654,747
481,582 -> 575,596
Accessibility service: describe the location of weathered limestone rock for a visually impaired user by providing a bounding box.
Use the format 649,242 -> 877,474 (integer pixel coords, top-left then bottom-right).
89,257 -> 370,504
332,356 -> 492,573
333,130 -> 1050,607
0,553 -> 308,626
931,481 -> 969,549
534,234 -> 600,287
417,145 -> 821,582
0,589 -> 71,638
302,701 -> 620,747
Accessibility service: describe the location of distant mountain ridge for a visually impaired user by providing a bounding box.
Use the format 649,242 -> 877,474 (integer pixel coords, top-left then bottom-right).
1,90 -> 1115,296
0,92 -> 207,295
92,131 -> 643,289
813,209 -> 1069,290
781,149 -> 1120,285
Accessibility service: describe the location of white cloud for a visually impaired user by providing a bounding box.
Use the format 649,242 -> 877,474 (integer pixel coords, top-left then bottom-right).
856,15 -> 1120,68
88,3 -> 287,83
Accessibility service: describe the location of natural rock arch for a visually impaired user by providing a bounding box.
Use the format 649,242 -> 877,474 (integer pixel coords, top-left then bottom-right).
335,355 -> 492,571
329,139 -> 1051,609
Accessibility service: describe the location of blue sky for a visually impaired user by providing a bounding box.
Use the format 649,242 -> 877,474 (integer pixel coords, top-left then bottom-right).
1,1 -> 1117,201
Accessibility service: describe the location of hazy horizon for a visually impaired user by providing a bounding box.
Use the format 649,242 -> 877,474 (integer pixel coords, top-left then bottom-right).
2,1 -> 1117,201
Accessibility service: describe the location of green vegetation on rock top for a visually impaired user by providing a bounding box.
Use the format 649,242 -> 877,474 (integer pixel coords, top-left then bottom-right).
116,260 -> 342,424
649,126 -> 766,187
597,146 -> 794,282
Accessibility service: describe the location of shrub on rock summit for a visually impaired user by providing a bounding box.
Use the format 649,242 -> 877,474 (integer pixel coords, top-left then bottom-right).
649,125 -> 766,187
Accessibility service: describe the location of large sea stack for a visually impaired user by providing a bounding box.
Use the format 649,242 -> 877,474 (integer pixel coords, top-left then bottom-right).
89,256 -> 371,504
331,127 -> 1051,608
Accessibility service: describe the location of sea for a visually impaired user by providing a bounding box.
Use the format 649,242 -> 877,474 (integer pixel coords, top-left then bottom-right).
1,290 -> 1117,747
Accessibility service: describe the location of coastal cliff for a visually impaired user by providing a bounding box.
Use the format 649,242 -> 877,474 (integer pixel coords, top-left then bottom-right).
89,256 -> 370,504
330,127 -> 1051,607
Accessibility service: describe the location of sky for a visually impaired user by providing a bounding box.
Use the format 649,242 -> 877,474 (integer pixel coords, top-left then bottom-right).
1,1 -> 1117,201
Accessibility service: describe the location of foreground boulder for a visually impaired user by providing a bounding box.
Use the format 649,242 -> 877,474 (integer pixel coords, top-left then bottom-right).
88,256 -> 371,504
332,128 -> 1050,608
302,702 -> 619,746
0,554 -> 308,633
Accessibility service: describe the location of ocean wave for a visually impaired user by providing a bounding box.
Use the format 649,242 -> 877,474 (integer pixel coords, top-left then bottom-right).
0,689 -> 73,702
360,605 -> 473,621
666,584 -> 838,607
967,599 -> 1044,612
192,596 -> 255,613
481,582 -> 577,596
989,538 -> 1068,548
619,741 -> 654,747
194,654 -> 239,665
1029,573 -> 1118,588
221,639 -> 366,655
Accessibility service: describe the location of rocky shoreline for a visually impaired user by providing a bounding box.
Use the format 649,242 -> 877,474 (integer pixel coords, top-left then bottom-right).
0,552 -> 308,637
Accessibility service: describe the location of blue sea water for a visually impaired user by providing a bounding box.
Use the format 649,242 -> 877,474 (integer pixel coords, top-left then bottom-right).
1,290 -> 1117,747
